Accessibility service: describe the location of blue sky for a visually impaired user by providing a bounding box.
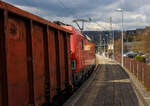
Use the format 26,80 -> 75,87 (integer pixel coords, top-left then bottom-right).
4,0 -> 150,31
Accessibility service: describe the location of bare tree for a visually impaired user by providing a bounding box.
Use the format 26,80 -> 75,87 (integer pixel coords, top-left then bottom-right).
141,28 -> 150,57
114,38 -> 127,56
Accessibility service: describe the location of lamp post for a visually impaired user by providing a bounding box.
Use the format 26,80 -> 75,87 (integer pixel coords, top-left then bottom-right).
116,8 -> 124,67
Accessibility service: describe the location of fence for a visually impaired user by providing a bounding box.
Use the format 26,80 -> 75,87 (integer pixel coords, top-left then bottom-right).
115,55 -> 150,91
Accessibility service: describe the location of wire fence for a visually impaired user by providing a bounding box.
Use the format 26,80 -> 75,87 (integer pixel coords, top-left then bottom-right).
115,55 -> 150,91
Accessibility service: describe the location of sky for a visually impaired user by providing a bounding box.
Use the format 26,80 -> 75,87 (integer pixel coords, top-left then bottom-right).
4,0 -> 150,31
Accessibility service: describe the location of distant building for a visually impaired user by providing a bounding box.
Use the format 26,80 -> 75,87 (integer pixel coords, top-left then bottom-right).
125,28 -> 145,37
126,30 -> 136,35
136,28 -> 145,35
83,30 -> 122,44
124,41 -> 142,52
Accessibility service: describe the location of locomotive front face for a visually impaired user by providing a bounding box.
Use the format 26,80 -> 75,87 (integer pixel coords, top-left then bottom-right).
61,25 -> 96,87
70,31 -> 85,73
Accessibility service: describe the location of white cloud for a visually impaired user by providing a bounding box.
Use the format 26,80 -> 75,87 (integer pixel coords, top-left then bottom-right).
5,0 -> 150,31
15,5 -> 41,13
14,5 -> 47,18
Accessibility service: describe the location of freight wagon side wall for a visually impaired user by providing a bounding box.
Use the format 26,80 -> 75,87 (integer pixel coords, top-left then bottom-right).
6,13 -> 30,106
0,1 -> 72,105
48,28 -> 59,102
58,31 -> 66,90
48,29 -> 72,101
6,14 -> 48,106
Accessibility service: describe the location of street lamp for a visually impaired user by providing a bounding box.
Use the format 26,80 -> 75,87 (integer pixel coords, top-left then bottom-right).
116,8 -> 124,67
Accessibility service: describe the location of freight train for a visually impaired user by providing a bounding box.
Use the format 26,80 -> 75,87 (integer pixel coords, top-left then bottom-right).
0,1 -> 96,106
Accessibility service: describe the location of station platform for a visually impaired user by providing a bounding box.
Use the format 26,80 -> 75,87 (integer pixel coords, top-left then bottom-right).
64,55 -> 149,106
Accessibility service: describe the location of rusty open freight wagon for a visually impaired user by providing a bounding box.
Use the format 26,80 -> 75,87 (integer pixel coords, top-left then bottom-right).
0,1 -> 72,106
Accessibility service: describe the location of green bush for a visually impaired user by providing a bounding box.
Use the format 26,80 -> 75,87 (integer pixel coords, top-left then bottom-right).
134,56 -> 146,63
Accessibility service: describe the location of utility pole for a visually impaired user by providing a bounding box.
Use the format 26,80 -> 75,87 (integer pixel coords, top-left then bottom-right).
109,17 -> 113,41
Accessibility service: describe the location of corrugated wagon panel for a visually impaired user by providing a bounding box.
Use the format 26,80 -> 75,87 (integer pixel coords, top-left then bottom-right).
32,22 -> 45,105
58,31 -> 66,90
42,26 -> 50,103
48,28 -> 59,101
6,13 -> 30,105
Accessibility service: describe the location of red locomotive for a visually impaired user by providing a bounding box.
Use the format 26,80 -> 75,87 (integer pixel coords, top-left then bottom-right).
63,26 -> 96,86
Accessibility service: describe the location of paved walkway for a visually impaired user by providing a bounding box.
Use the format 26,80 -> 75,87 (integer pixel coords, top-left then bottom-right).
74,55 -> 143,106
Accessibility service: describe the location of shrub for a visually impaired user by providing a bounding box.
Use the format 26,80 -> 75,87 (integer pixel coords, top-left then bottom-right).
134,56 -> 146,63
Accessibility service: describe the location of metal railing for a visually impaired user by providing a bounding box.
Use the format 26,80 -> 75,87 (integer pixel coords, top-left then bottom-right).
115,55 -> 150,91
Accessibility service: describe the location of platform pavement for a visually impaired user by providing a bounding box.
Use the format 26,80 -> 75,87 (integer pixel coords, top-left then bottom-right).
64,55 -> 149,106
117,59 -> 150,106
